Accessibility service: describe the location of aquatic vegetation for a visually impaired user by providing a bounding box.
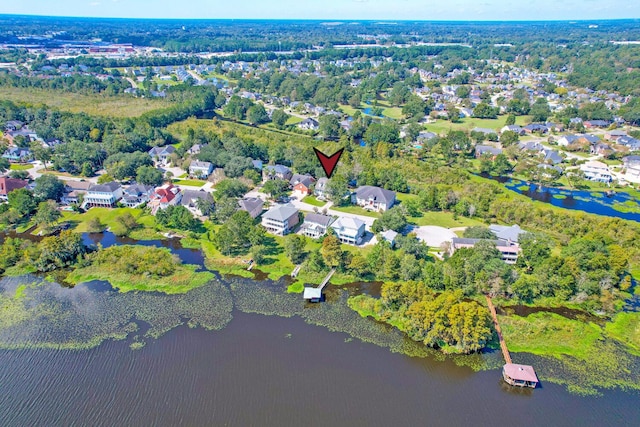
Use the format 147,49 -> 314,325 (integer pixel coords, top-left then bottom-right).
66,245 -> 214,294
0,275 -> 233,350
605,312 -> 640,355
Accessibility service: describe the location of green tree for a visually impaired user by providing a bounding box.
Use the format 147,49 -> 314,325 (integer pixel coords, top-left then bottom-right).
463,226 -> 496,239
262,179 -> 289,200
319,114 -> 340,139
114,212 -> 140,236
33,200 -> 61,233
320,234 -> 344,269
271,109 -> 289,128
33,174 -> 65,201
247,104 -> 269,125
530,97 -> 551,122
8,188 -> 36,217
87,217 -> 105,233
371,206 -> 407,233
284,234 -> 307,264
500,130 -> 519,146
505,114 -> 516,126
136,165 -> 164,186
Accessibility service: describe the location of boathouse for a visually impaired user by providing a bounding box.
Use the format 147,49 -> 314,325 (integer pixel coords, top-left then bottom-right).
502,363 -> 539,388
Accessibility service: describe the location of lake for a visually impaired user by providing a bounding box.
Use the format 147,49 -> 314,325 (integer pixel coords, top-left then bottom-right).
482,175 -> 640,222
1,308 -> 639,427
1,231 -> 639,426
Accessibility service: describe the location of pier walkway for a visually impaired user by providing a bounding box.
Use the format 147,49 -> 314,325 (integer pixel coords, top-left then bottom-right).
485,295 -> 512,364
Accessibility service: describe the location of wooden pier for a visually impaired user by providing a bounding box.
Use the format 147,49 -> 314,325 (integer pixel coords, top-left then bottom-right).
291,265 -> 302,278
485,295 -> 511,364
486,295 -> 540,388
303,268 -> 336,302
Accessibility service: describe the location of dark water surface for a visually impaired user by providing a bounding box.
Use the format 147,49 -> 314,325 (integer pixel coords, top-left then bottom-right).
481,174 -> 640,222
0,310 -> 638,427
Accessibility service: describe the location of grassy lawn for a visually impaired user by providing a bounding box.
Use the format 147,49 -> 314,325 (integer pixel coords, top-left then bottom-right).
9,164 -> 34,170
330,205 -> 381,218
285,115 -> 303,125
408,211 -> 485,228
302,195 -> 327,207
0,86 -> 170,118
338,104 -> 359,117
173,179 -> 206,187
426,115 -> 531,136
382,107 -> 403,120
499,312 -> 602,360
605,312 -> 640,355
61,207 -> 163,240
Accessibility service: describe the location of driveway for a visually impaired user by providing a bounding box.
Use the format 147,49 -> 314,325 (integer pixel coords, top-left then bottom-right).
410,225 -> 457,248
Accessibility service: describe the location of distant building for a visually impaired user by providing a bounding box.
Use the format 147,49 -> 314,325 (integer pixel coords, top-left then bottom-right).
580,161 -> 612,183
298,118 -> 319,131
261,203 -> 300,235
475,145 -> 503,158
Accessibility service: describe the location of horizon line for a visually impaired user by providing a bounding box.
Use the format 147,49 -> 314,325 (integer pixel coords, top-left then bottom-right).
1,13 -> 639,23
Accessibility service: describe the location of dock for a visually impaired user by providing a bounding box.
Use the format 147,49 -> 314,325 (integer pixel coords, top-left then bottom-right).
291,264 -> 302,278
303,268 -> 336,302
485,295 -> 540,388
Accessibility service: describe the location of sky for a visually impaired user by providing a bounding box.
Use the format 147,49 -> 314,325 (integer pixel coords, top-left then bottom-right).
0,0 -> 639,21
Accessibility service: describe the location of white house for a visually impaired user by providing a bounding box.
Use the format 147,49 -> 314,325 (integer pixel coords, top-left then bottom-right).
353,186 -> 396,212
261,203 -> 300,236
298,118 -> 319,131
580,161 -> 613,183
189,161 -> 214,178
314,177 -> 329,199
148,146 -> 176,165
331,217 -> 365,245
84,182 -> 123,208
301,213 -> 334,239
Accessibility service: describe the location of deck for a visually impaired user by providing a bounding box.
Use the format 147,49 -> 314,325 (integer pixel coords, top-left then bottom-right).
302,268 -> 336,302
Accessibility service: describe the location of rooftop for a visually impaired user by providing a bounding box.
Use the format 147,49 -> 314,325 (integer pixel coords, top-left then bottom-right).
503,363 -> 539,383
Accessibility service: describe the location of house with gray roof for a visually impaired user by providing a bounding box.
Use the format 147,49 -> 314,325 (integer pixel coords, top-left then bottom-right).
314,177 -> 329,199
381,229 -> 399,247
489,224 -> 527,243
301,213 -> 334,239
331,216 -> 366,245
261,203 -> 300,235
449,238 -> 520,264
543,149 -> 564,165
353,186 -> 396,212
475,145 -> 503,158
181,190 -> 214,216
189,160 -> 213,178
148,146 -> 176,164
122,184 -> 154,208
263,164 -> 293,182
84,182 -> 123,208
238,197 -> 264,219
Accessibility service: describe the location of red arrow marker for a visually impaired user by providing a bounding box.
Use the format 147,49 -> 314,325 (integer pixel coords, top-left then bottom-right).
314,147 -> 344,178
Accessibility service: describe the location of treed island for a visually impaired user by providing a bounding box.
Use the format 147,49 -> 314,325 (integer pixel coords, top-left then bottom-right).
1,16 -> 640,394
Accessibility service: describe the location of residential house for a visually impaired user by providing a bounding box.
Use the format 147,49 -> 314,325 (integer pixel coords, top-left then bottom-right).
148,146 -> 176,165
84,182 -> 123,208
605,130 -> 628,141
353,186 -> 396,212
0,176 -> 28,201
501,125 -> 524,135
449,238 -> 521,264
290,174 -> 315,199
263,164 -> 292,181
580,160 -> 613,183
301,213 -> 334,239
475,145 -> 503,158
61,180 -> 92,205
623,155 -> 640,179
584,120 -> 611,129
150,183 -> 182,213
187,144 -> 205,155
2,147 -> 31,162
298,118 -> 319,131
261,203 -> 300,235
189,161 -> 214,178
314,177 -> 329,199
122,184 -> 154,208
238,197 -> 265,219
4,120 -> 24,132
517,141 -> 544,153
181,190 -> 214,216
590,142 -> 612,156
543,149 -> 564,165
380,229 -> 399,247
331,216 -> 366,245
251,160 -> 263,170
523,124 -> 549,134
489,224 -> 527,243
618,135 -> 640,151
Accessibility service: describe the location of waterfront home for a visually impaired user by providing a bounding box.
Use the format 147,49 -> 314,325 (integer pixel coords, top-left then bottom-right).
353,186 -> 396,212
181,190 -> 214,216
543,149 -> 564,165
474,145 -> 502,159
331,216 -> 366,245
189,161 -> 214,178
301,213 -> 334,239
148,146 -> 176,165
122,184 -> 154,208
489,224 -> 526,243
290,174 -> 315,199
238,197 -> 264,219
61,180 -> 92,205
261,203 -> 300,235
84,182 -> 123,208
263,164 -> 292,182
580,161 -> 613,183
449,238 -> 520,264
0,176 -> 28,201
314,177 -> 329,199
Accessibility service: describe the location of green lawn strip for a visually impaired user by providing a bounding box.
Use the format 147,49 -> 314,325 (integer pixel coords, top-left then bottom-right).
605,312 -> 640,355
499,312 -> 602,360
61,207 -> 163,238
285,115 -> 303,125
173,179 -> 206,187
330,205 -> 381,218
9,164 -> 34,170
408,211 -> 484,228
302,195 -> 326,207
